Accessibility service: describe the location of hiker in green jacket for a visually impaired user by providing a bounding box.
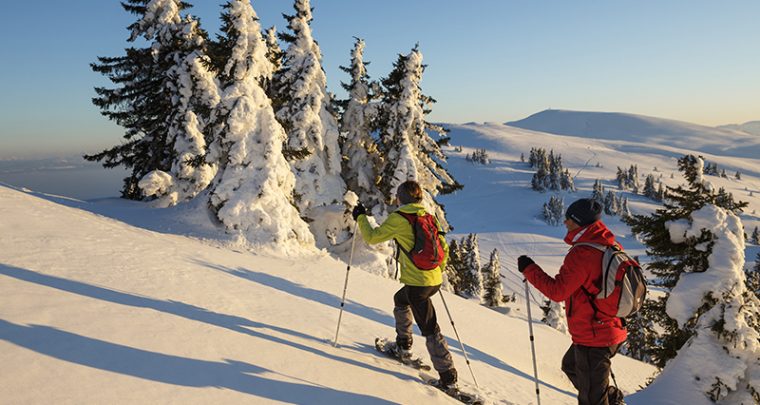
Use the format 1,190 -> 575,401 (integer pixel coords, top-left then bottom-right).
352,180 -> 458,388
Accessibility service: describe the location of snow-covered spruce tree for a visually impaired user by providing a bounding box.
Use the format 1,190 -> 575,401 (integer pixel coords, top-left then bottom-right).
271,0 -> 346,215
531,166 -> 548,192
261,26 -> 283,95
205,0 -> 313,252
643,174 -> 658,200
616,167 -> 627,190
620,196 -> 631,219
338,37 -> 384,211
604,190 -> 619,216
745,252 -> 760,300
443,239 -> 464,294
643,204 -> 760,403
482,249 -> 504,307
458,234 -> 484,300
134,3 -> 222,207
736,171 -> 742,180
624,154 -> 749,368
376,45 -> 459,230
87,0 -> 204,200
629,165 -> 640,194
591,179 -> 605,205
540,299 -> 568,334
543,195 -> 564,226
752,227 -> 760,245
560,169 -> 575,192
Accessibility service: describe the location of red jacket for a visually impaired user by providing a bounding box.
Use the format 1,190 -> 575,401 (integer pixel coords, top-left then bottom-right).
524,221 -> 627,347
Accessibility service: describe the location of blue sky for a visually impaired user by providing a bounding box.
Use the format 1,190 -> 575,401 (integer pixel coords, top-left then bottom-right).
1,0 -> 759,158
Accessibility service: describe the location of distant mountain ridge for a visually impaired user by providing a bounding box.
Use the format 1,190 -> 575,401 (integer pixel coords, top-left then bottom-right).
718,121 -> 760,136
505,109 -> 760,159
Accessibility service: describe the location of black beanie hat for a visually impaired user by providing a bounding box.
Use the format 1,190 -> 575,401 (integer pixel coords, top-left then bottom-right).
565,198 -> 603,227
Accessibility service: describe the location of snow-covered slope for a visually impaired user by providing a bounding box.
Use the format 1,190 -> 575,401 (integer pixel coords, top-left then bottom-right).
0,185 -> 655,404
439,122 -> 760,264
3,114 -> 760,404
506,109 -> 760,159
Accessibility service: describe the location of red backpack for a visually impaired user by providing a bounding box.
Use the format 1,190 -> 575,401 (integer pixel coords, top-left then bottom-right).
396,212 -> 445,270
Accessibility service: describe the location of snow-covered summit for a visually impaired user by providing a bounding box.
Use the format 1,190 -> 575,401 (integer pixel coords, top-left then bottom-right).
506,109 -> 760,159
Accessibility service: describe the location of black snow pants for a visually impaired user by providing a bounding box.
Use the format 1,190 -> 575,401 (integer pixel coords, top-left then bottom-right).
561,343 -> 622,405
393,285 -> 454,374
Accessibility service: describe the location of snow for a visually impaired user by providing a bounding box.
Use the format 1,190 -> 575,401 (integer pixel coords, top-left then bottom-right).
665,219 -> 690,244
0,185 -> 655,404
665,205 -> 746,328
6,108 -> 760,403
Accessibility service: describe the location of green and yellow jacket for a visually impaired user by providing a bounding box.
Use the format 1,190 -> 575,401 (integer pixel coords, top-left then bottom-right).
357,203 -> 449,287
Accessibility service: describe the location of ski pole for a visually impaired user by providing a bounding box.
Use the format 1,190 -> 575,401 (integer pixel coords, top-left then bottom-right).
439,292 -> 479,388
333,222 -> 359,347
524,279 -> 541,405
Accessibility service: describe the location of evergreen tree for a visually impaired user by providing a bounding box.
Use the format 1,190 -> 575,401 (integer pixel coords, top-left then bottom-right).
629,165 -> 640,194
560,169 -> 575,192
206,0 -> 313,251
624,155 -> 749,367
616,167 -> 627,190
543,195 -> 564,226
376,45 -> 459,229
745,252 -> 760,300
520,152 -> 525,163
338,38 -> 384,211
603,190 -> 619,216
656,182 -> 665,201
620,299 -> 658,363
751,227 -> 760,245
591,179 -> 605,205
531,166 -> 548,192
443,239 -> 463,294
260,26 -> 283,96
620,196 -> 631,218
87,0 -> 207,200
272,0 -> 346,214
735,171 -> 742,180
643,174 -> 658,200
482,250 -> 504,307
137,5 -> 222,207
458,234 -> 484,300
648,204 -> 760,402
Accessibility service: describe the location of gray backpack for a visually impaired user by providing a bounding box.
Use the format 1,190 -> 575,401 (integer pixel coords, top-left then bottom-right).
574,243 -> 647,319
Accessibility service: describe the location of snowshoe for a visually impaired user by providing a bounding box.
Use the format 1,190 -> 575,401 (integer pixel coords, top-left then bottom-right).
427,378 -> 484,405
374,337 -> 431,371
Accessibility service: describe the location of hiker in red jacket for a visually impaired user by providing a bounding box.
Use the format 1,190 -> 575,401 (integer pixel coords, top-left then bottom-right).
518,198 -> 627,405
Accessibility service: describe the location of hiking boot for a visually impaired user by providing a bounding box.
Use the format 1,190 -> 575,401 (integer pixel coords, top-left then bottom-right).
439,368 -> 458,389
607,386 -> 626,405
386,341 -> 413,361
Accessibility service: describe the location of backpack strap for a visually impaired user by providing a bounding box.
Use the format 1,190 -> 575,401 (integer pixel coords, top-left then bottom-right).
572,242 -> 606,252
395,212 -> 417,258
575,243 -> 623,322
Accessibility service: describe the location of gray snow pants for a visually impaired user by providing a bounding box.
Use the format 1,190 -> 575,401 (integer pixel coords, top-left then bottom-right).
561,343 -> 622,405
393,285 -> 455,374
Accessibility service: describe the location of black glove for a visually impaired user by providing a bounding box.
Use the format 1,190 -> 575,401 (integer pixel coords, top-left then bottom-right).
517,255 -> 535,273
351,203 -> 367,220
